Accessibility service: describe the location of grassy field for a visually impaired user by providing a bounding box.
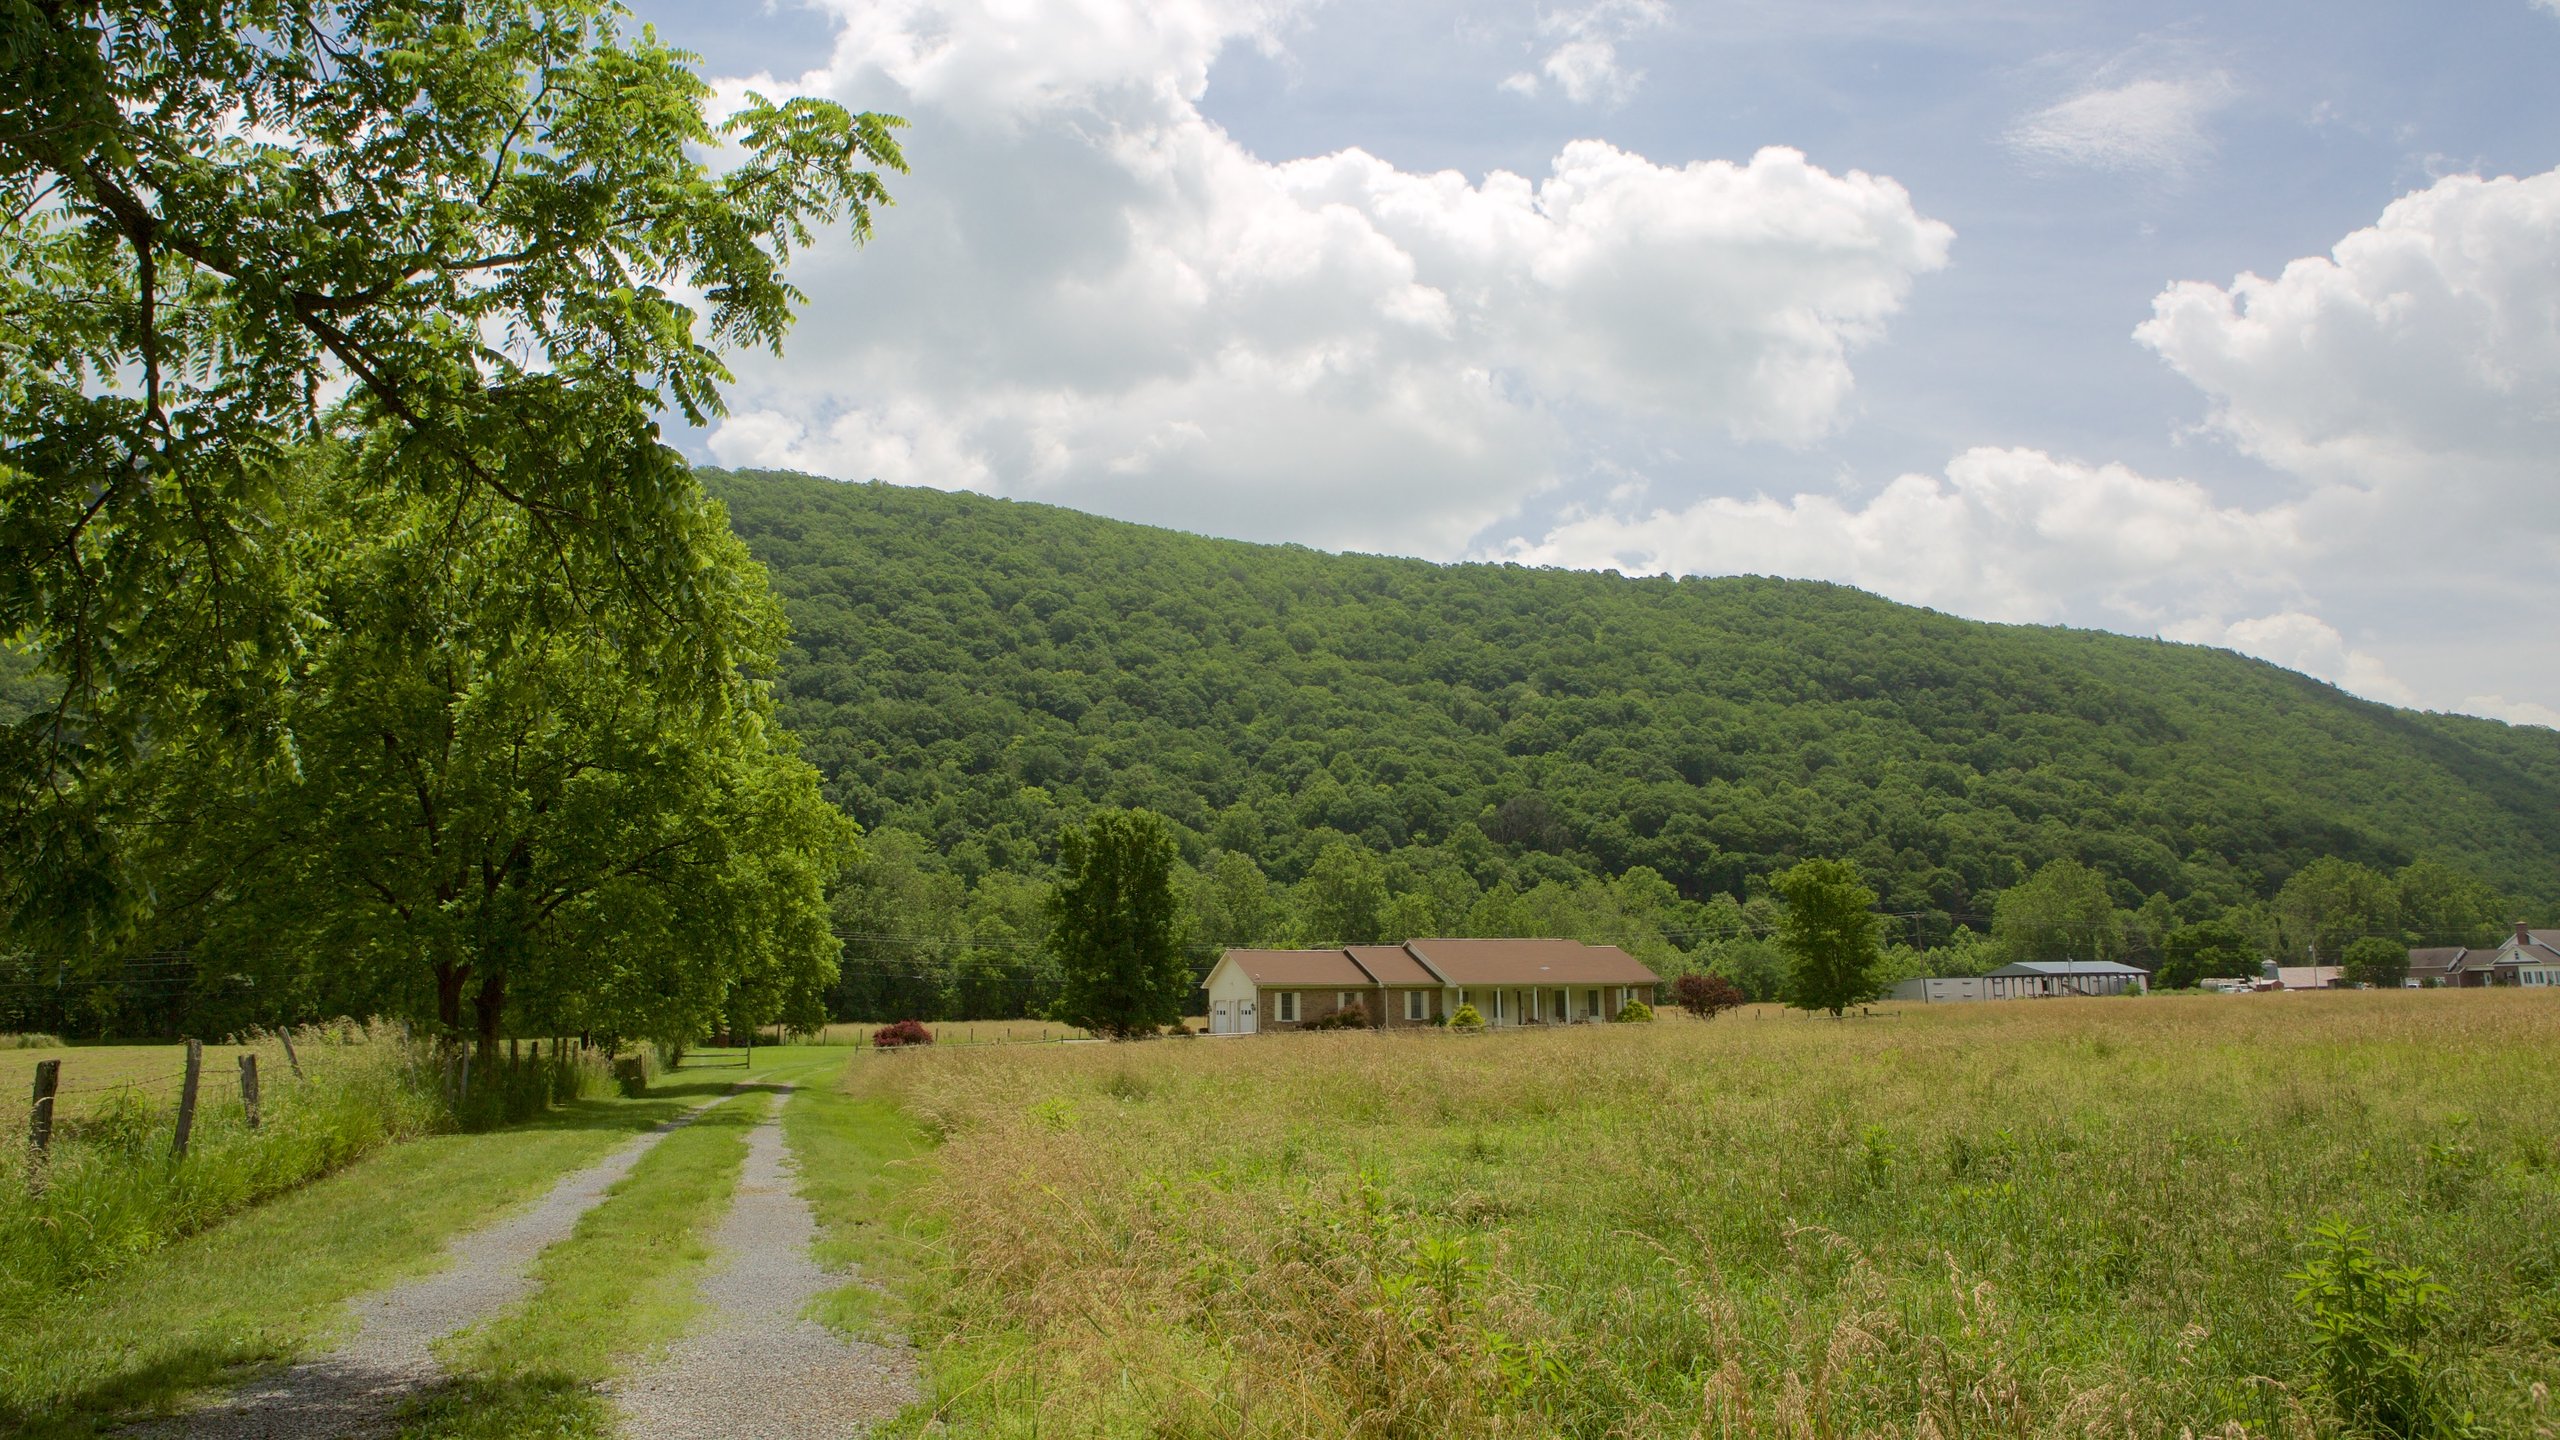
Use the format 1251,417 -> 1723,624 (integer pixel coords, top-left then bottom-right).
850,992 -> 2560,1440
1,1034 -> 329,1121
804,1019 -> 1092,1047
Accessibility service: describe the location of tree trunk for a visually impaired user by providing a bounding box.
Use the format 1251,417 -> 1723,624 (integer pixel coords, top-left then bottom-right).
435,961 -> 469,1035
473,971 -> 506,1060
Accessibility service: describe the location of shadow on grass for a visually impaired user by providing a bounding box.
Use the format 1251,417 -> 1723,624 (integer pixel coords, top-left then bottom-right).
391,1372 -> 615,1440
0,1350 -> 263,1439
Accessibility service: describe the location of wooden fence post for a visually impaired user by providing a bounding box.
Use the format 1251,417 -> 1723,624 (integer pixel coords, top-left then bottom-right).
239,1053 -> 262,1130
278,1026 -> 303,1079
29,1058 -> 59,1158
172,1039 -> 203,1160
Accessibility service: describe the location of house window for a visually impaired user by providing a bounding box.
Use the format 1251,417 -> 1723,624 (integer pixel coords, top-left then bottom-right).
1587,989 -> 1600,1018
1275,992 -> 1299,1022
1404,990 -> 1427,1021
1338,991 -> 1354,1011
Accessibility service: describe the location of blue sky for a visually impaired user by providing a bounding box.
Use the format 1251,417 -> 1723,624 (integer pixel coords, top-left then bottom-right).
630,0 -> 2560,726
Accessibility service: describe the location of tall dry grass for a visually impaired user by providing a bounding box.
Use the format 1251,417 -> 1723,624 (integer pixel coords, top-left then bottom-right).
854,993 -> 2560,1439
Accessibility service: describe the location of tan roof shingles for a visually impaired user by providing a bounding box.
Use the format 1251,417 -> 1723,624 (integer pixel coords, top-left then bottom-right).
1223,948 -> 1371,986
1403,938 -> 1660,986
1346,945 -> 1439,986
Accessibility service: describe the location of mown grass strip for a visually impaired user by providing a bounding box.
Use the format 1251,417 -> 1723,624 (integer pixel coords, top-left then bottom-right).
782,1066 -> 937,1345
393,1087 -> 776,1439
0,1077 -> 744,1438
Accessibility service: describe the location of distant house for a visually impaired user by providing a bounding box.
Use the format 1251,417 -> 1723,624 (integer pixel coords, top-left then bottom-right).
1980,960 -> 2150,998
2403,925 -> 2558,988
2403,947 -> 2471,987
2275,964 -> 2345,990
2481,923 -> 2560,987
1202,938 -> 1660,1035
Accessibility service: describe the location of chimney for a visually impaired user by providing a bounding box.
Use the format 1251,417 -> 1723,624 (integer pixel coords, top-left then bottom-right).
2520,920 -> 2535,948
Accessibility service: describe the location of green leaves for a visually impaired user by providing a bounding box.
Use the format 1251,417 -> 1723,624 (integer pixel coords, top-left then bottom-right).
2288,1216 -> 2477,1439
1773,857 -> 1883,1017
1049,808 -> 1185,1039
1,1 -> 901,939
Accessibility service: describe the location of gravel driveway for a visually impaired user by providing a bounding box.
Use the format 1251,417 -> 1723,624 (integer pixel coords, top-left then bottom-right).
132,1089 -> 744,1440
610,1084 -> 918,1438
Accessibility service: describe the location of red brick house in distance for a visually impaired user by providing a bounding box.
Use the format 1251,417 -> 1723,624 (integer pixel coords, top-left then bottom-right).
1202,938 -> 1661,1034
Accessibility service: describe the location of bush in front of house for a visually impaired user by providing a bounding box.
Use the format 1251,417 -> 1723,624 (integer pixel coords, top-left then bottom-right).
874,1019 -> 935,1048
1448,1003 -> 1485,1030
1306,1001 -> 1369,1031
1672,974 -> 1746,1019
1615,999 -> 1655,1023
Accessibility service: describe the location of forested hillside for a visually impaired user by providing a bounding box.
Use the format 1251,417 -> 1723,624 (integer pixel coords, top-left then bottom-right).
706,467 -> 2558,1012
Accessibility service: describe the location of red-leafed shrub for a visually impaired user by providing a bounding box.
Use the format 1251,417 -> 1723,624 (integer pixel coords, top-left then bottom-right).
1673,974 -> 1747,1019
873,1019 -> 935,1048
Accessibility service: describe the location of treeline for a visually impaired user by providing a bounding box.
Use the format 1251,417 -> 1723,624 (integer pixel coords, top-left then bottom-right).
826,832 -> 2519,1020
704,468 -> 2558,1018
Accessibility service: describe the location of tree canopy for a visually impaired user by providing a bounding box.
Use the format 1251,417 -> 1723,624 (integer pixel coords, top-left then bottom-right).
0,6 -> 896,1047
0,0 -> 903,942
1048,808 -> 1186,1039
1775,859 -> 1884,1017
707,469 -> 2560,937
163,455 -> 850,1047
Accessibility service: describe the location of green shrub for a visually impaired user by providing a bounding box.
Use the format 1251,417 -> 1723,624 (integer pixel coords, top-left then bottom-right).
614,1053 -> 653,1097
1448,1003 -> 1485,1030
0,1033 -> 64,1049
2289,1215 -> 2474,1438
1615,999 -> 1654,1023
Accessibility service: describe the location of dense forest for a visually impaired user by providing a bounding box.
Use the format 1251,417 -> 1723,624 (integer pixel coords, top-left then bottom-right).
703,467 -> 2559,1019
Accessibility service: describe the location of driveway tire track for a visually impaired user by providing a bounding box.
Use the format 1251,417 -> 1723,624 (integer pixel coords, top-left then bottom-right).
610,1084 -> 918,1439
132,1087 -> 746,1440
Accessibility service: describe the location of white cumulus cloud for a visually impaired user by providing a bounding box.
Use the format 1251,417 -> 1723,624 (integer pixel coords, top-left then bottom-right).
2162,612 -> 2422,707
1501,0 -> 1669,106
2136,165 -> 2560,536
2008,74 -> 2232,176
703,0 -> 1950,555
1497,446 -> 2302,626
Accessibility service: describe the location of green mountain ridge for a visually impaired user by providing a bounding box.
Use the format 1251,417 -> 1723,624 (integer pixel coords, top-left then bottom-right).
705,467 -> 2560,930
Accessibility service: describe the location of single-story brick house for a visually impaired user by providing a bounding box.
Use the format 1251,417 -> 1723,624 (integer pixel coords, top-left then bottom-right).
1202,938 -> 1660,1034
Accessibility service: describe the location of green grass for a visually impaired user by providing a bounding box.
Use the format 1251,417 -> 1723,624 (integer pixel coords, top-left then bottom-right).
855,992 -> 2560,1440
0,1073 -> 748,1438
783,1071 -> 936,1345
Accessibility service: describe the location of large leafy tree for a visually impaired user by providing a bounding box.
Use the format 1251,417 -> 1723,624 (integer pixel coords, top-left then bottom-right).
2277,857 -> 2400,965
0,0 -> 903,941
1989,859 -> 2124,965
142,453 -> 852,1051
1049,808 -> 1184,1039
2392,859 -> 2506,948
2340,936 -> 2409,990
2157,919 -> 2263,990
1775,858 -> 1883,1018
1293,839 -> 1389,945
